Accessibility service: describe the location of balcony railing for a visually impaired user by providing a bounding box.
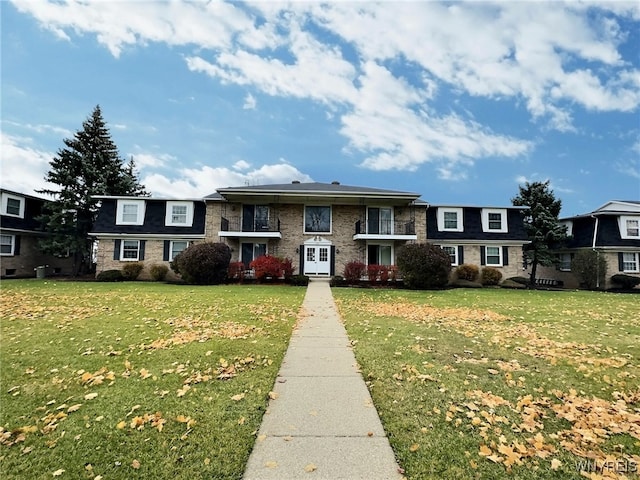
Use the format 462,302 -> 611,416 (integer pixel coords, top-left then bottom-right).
354,219 -> 416,236
220,216 -> 281,233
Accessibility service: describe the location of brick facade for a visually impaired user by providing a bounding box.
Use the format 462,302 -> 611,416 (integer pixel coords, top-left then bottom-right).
1,234 -> 75,278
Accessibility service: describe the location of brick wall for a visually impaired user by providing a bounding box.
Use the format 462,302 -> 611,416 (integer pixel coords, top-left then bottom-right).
1,234 -> 75,278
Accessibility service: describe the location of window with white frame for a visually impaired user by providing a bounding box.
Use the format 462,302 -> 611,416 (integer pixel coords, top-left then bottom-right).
305,206 -> 331,233
165,201 -> 194,227
620,216 -> 640,239
116,200 -> 145,225
481,209 -> 508,233
121,240 -> 140,260
0,235 -> 15,255
485,246 -> 502,266
441,245 -> 458,265
622,252 -> 639,272
170,240 -> 189,260
558,253 -> 572,271
437,208 -> 463,232
1,193 -> 25,218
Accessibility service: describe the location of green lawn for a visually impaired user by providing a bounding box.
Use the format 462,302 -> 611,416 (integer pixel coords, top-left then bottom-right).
0,280 -> 305,480
333,288 -> 640,480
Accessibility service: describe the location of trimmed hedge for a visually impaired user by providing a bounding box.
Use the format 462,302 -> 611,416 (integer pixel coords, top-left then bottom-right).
456,264 -> 479,282
96,270 -> 125,282
481,267 -> 503,286
610,274 -> 640,289
149,264 -> 169,282
122,262 -> 144,280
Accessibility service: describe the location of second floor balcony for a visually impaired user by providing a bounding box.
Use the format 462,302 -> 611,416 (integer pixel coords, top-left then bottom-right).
219,215 -> 282,238
353,218 -> 417,240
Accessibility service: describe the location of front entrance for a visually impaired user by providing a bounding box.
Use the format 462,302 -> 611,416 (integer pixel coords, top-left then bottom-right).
302,237 -> 332,275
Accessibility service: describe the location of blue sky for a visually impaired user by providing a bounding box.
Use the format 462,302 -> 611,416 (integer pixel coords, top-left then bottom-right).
2,1 -> 639,217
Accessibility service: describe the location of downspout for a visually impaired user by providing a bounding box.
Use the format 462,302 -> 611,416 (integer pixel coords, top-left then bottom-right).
591,214 -> 600,289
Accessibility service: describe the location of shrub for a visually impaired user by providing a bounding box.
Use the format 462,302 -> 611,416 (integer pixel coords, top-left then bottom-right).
450,279 -> 483,288
250,255 -> 285,281
149,264 -> 169,282
508,276 -> 529,286
281,258 -> 294,280
171,242 -> 231,285
572,250 -> 607,289
481,267 -> 503,286
228,262 -> 246,282
501,279 -> 526,289
379,265 -> 390,283
121,262 -> 144,280
456,264 -> 479,282
343,261 -> 366,284
96,269 -> 124,282
396,243 -> 451,289
289,274 -> 310,286
330,275 -> 347,287
610,274 -> 640,290
367,264 -> 382,284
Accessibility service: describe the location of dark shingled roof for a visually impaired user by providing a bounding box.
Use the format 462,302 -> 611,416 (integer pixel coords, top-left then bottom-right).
208,182 -> 421,198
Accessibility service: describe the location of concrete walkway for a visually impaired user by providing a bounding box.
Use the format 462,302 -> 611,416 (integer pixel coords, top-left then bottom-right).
243,278 -> 403,480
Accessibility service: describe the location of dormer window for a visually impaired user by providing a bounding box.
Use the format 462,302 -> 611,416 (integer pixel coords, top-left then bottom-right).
1,193 -> 25,218
116,199 -> 145,225
620,216 -> 640,239
437,208 -> 463,232
482,209 -> 508,233
165,201 -> 194,227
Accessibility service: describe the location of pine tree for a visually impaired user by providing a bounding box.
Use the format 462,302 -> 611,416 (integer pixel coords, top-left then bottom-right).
512,180 -> 568,286
37,105 -> 147,275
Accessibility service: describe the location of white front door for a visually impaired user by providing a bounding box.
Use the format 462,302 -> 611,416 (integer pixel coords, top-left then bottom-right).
304,245 -> 331,275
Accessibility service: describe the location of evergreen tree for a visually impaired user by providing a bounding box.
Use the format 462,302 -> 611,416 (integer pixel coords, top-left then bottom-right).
512,180 -> 568,286
37,105 -> 147,275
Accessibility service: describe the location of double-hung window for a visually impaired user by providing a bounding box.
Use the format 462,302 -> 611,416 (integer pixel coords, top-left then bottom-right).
441,246 -> 458,266
0,235 -> 15,255
121,240 -> 140,260
170,241 -> 189,260
165,202 -> 194,227
622,218 -> 640,238
485,246 -> 502,266
437,208 -> 463,232
558,253 -> 572,271
622,252 -> 639,273
116,200 -> 145,225
482,209 -> 508,233
1,193 -> 24,218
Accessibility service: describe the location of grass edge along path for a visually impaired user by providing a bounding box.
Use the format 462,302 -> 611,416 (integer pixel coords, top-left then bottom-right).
334,288 -> 640,480
0,280 -> 306,480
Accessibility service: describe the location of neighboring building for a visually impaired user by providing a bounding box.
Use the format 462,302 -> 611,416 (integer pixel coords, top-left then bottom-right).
91,196 -> 207,279
0,189 -> 74,278
536,200 -> 640,289
91,181 -> 530,281
426,204 -> 530,280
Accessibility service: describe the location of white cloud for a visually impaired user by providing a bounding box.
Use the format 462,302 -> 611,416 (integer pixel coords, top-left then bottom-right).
142,162 -> 313,198
233,160 -> 251,170
128,152 -> 174,169
0,133 -> 55,195
242,93 -> 257,110
5,120 -> 72,138
8,0 -> 640,181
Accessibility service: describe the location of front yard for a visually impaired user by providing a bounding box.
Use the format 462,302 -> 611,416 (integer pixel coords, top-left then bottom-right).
0,280 -> 305,480
1,281 -> 638,479
334,288 -> 640,479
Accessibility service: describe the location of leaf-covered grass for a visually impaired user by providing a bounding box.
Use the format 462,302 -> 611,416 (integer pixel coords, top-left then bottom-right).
334,288 -> 640,480
0,280 -> 305,480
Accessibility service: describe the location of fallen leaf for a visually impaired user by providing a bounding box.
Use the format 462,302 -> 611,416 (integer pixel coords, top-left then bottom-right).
84,393 -> 98,400
67,404 -> 82,413
52,469 -> 65,476
268,391 -> 279,400
116,421 -> 126,430
265,461 -> 278,468
304,463 -> 317,472
132,459 -> 141,469
409,443 -> 420,452
551,459 -> 562,471
231,393 -> 245,401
